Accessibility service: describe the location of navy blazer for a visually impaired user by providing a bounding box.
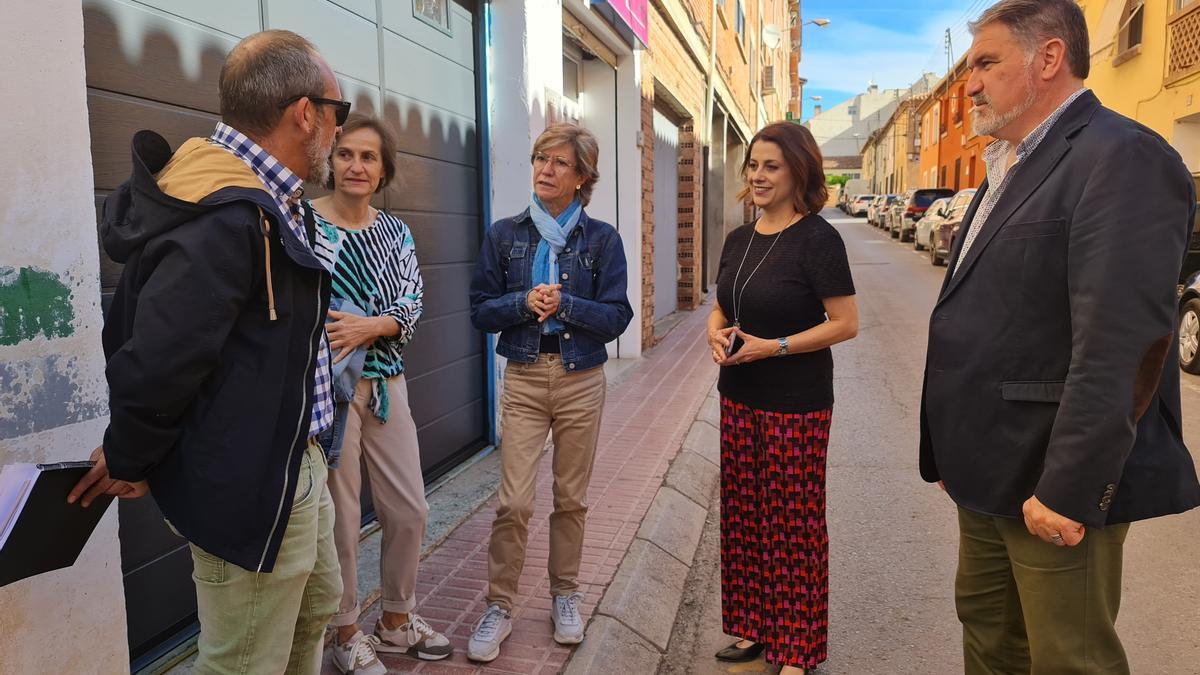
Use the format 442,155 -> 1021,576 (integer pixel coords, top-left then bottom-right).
919,91 -> 1200,527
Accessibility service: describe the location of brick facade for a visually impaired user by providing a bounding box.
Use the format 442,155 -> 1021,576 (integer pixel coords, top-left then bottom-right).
677,122 -> 704,311
640,86 -> 657,349
636,0 -> 792,349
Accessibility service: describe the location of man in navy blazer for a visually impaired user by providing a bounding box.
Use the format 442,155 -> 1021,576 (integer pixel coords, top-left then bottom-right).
919,1 -> 1200,672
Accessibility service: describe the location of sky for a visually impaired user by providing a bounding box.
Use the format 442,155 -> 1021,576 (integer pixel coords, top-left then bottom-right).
799,0 -> 998,120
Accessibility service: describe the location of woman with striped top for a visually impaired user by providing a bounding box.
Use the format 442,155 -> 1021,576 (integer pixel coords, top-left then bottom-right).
307,114 -> 452,674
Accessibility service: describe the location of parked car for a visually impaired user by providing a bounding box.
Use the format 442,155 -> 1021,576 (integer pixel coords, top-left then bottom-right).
866,195 -> 886,225
881,195 -> 904,236
1180,270 -> 1200,373
872,194 -> 898,227
929,188 -> 978,266
850,194 -> 876,218
1180,202 -> 1200,284
914,197 -> 952,252
896,188 -> 955,242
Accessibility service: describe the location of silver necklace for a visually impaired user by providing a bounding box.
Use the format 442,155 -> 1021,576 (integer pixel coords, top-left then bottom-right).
730,218 -> 792,327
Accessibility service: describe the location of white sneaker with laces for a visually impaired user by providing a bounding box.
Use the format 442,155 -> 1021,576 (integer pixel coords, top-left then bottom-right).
375,612 -> 453,661
552,592 -> 586,644
467,604 -> 512,662
331,631 -> 387,675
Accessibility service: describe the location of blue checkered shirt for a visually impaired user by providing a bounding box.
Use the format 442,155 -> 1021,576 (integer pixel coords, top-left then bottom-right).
209,122 -> 334,438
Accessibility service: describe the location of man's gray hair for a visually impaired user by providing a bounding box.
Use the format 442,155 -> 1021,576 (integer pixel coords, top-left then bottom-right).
969,0 -> 1090,79
219,30 -> 326,137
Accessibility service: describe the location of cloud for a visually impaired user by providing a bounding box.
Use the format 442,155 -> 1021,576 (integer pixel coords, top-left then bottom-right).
799,9 -> 972,94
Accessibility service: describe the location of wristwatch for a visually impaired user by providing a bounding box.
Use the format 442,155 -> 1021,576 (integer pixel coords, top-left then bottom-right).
776,336 -> 789,356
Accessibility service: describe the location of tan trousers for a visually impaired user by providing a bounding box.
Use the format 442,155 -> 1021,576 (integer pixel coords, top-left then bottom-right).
487,355 -> 607,610
192,442 -> 341,675
327,376 -> 429,626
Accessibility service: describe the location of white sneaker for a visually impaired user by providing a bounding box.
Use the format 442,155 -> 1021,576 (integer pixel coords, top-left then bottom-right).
467,604 -> 512,662
552,592 -> 586,644
331,631 -> 387,675
375,612 -> 453,661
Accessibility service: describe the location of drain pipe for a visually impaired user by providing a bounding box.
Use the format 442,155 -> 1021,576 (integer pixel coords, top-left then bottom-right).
701,0 -> 718,290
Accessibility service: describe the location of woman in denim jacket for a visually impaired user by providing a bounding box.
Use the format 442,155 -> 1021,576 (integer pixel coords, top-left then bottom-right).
467,123 -> 633,662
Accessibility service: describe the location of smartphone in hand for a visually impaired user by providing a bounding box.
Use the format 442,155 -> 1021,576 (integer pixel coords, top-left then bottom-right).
724,329 -> 743,357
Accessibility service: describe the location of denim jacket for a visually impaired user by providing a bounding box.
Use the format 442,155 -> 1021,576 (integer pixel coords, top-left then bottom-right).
469,208 -> 633,372
318,297 -> 369,467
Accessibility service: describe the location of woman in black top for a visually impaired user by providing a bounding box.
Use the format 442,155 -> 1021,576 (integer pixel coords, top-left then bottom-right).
706,122 -> 858,675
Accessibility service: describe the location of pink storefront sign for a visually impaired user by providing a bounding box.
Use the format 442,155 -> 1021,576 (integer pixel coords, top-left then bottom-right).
592,0 -> 648,47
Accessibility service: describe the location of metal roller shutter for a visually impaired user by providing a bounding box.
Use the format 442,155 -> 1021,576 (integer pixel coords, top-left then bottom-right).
81,0 -> 485,665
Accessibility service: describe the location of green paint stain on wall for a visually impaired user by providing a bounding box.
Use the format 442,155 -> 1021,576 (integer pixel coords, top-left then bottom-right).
0,267 -> 75,345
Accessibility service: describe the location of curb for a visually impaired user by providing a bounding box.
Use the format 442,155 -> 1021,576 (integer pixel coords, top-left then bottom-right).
564,384 -> 721,674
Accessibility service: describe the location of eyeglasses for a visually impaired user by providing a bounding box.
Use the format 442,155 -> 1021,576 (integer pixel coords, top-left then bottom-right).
279,94 -> 351,126
532,152 -> 576,173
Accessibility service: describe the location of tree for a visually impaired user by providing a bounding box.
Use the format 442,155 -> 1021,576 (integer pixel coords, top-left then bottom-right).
827,174 -> 850,188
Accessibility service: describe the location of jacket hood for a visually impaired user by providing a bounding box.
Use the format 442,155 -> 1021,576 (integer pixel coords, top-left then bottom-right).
102,130 -> 279,263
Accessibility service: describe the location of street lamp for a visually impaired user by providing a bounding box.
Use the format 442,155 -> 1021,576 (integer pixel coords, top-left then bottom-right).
795,17 -> 830,51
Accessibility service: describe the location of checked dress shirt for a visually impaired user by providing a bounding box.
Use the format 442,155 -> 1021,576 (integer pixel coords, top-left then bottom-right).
209,122 -> 335,438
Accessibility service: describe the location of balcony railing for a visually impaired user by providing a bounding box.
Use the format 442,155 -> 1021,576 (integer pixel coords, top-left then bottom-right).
1168,1 -> 1200,84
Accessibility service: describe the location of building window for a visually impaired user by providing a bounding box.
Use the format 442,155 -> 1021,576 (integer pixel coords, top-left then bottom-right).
563,55 -> 580,102
1118,0 -> 1145,57
1177,0 -> 1199,11
954,158 -> 962,191
847,105 -> 858,118
941,165 -> 947,188
735,0 -> 746,44
954,85 -> 965,124
413,0 -> 450,33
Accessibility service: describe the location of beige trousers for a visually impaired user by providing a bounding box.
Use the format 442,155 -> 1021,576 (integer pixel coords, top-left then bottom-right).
487,355 -> 607,610
327,376 -> 429,626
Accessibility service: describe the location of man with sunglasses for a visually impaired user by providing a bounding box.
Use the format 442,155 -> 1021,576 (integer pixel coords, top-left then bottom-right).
70,29 -> 358,673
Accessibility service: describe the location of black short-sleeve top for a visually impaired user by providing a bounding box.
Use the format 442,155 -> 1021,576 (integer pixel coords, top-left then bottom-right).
716,214 -> 856,413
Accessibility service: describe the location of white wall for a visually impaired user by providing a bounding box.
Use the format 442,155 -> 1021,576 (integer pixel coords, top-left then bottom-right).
0,2 -> 129,671
487,1 -> 642,359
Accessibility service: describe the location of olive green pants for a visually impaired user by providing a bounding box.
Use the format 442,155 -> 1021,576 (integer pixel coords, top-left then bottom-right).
955,507 -> 1129,675
191,442 -> 342,675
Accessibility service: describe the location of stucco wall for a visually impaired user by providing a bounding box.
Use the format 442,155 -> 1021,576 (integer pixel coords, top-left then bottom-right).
0,1 -> 129,671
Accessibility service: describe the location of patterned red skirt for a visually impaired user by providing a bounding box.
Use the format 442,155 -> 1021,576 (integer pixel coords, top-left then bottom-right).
720,397 -> 832,669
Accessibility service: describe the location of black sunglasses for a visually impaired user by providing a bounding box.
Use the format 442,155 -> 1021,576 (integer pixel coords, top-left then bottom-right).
279,94 -> 351,126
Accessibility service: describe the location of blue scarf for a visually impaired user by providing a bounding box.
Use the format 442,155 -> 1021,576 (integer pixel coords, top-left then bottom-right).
530,192 -> 582,335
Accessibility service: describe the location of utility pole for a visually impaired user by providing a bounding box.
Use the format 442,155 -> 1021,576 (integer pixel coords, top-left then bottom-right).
945,28 -> 954,75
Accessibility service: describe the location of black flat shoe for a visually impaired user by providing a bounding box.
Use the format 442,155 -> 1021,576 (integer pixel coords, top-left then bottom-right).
714,640 -> 765,662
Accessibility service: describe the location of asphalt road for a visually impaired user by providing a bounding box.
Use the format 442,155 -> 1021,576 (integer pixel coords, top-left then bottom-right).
659,208 -> 1200,675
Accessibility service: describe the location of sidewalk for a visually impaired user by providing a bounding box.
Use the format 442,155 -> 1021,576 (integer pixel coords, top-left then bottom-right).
323,302 -> 719,674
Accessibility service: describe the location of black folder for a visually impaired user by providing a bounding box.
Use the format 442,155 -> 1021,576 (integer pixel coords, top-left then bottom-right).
0,462 -> 115,587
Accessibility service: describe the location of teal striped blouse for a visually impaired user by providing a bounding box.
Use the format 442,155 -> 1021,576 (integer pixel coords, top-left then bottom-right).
310,203 -> 423,421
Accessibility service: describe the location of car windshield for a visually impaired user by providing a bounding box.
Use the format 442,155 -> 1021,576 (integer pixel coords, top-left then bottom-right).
913,190 -> 954,207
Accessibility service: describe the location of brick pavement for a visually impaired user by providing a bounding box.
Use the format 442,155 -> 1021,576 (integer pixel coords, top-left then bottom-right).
322,303 -> 719,674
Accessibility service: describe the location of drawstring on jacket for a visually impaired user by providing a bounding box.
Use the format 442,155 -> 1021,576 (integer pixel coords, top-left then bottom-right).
258,208 -> 278,321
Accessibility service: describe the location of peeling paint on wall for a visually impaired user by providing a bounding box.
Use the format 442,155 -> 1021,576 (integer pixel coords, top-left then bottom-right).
0,267 -> 75,346
0,355 -> 106,440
